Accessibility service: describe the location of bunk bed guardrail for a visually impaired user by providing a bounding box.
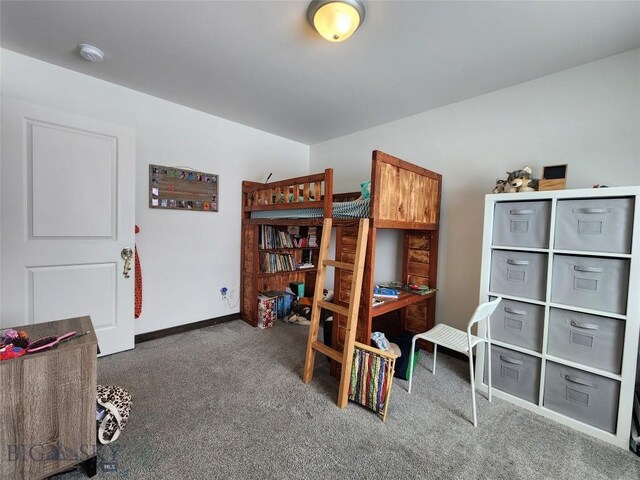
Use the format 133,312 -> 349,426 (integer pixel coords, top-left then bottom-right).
242,150 -> 442,229
242,169 -> 334,217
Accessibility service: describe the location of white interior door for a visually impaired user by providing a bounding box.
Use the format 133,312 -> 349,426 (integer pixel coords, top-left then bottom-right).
1,98 -> 136,356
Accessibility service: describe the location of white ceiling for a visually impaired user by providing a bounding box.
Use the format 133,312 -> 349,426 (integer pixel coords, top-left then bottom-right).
1,1 -> 639,145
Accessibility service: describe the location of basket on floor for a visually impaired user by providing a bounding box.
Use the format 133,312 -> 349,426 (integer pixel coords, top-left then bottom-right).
348,341 -> 397,422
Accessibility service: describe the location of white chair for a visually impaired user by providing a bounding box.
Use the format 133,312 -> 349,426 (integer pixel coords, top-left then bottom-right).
407,297 -> 502,427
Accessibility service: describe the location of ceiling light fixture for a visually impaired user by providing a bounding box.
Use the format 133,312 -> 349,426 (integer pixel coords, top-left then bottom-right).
78,43 -> 104,63
307,0 -> 366,42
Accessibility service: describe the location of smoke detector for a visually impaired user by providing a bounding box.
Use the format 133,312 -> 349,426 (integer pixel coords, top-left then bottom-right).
78,44 -> 104,63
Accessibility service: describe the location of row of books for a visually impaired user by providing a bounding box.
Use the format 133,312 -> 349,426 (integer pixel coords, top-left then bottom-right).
260,252 -> 296,273
259,252 -> 316,273
258,226 -> 294,249
258,225 -> 316,249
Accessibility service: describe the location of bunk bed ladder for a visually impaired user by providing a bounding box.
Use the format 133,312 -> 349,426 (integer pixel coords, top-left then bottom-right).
302,217 -> 369,408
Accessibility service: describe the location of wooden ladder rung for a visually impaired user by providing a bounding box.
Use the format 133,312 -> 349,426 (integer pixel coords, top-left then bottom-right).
322,259 -> 354,271
311,341 -> 343,363
316,300 -> 349,317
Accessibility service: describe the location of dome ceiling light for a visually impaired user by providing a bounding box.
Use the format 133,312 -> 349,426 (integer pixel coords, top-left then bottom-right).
307,0 -> 366,42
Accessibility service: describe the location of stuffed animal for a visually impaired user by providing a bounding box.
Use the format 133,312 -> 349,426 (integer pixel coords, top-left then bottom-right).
492,179 -> 507,194
285,301 -> 311,325
284,290 -> 334,325
358,180 -> 371,200
505,166 -> 539,193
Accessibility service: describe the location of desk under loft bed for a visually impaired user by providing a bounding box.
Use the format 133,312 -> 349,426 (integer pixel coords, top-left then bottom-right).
240,150 -> 442,361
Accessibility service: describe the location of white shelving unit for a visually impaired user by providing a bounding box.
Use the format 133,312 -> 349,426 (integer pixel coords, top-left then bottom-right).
475,186 -> 640,449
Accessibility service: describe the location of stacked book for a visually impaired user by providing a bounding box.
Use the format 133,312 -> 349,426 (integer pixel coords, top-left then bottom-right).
308,227 -> 318,247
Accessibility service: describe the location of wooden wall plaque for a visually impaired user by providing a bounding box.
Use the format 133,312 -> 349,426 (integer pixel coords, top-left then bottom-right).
149,164 -> 218,212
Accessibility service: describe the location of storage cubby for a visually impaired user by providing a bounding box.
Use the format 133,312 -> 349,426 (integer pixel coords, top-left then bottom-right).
241,222 -> 323,326
476,186 -> 640,449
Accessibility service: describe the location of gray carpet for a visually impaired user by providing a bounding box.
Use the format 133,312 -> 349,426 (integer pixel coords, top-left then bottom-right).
59,320 -> 639,479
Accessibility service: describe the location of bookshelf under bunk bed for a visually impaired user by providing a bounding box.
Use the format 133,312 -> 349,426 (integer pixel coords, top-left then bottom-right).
240,150 -> 442,362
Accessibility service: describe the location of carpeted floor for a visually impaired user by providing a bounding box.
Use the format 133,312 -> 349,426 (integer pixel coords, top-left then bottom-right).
58,319 -> 639,479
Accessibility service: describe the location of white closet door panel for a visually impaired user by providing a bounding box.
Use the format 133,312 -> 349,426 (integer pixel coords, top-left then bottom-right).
29,121 -> 116,238
30,263 -> 116,329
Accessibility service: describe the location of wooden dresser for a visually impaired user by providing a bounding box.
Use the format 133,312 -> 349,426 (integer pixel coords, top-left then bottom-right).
0,316 -> 98,479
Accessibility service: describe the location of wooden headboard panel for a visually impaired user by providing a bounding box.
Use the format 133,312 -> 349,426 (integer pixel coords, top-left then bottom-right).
370,150 -> 442,229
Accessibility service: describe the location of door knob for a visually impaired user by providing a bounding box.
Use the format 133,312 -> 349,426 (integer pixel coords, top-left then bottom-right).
121,248 -> 133,278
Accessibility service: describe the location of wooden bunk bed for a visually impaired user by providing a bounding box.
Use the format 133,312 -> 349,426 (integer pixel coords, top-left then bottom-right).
241,150 -> 442,361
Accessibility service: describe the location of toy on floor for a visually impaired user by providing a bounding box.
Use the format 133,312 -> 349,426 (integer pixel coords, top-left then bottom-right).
285,290 -> 334,325
505,166 -> 539,193
285,301 -> 312,325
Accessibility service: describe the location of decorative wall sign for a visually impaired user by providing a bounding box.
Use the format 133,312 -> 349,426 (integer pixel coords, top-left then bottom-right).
149,164 -> 218,212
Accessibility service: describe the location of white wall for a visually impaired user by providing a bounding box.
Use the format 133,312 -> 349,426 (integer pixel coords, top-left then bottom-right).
310,49 -> 640,331
3,48 -> 638,335
0,49 -> 309,334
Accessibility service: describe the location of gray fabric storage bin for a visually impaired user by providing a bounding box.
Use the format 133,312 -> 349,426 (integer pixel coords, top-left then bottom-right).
490,297 -> 544,352
485,345 -> 541,404
551,255 -> 630,315
554,197 -> 634,254
490,250 -> 548,301
543,361 -> 620,433
547,308 -> 624,374
493,201 -> 551,248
